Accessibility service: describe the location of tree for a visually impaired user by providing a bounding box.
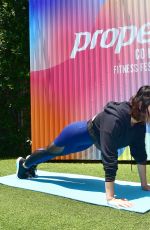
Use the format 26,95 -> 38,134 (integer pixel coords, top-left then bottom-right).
0,0 -> 31,157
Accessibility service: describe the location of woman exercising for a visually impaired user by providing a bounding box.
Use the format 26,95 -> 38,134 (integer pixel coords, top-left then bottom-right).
16,85 -> 150,208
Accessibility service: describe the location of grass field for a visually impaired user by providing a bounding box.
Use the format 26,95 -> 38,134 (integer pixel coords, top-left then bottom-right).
0,159 -> 150,230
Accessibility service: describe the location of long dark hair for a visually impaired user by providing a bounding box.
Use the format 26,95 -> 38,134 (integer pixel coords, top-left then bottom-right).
130,85 -> 150,121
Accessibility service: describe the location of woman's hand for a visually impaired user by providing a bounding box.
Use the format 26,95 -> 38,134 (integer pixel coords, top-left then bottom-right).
107,198 -> 133,208
142,184 -> 150,191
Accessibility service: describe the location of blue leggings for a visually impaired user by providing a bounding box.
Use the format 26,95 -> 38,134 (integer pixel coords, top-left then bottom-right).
25,121 -> 94,167
54,121 -> 94,154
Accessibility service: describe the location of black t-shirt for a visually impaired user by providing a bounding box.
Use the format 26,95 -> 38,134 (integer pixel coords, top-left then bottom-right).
92,101 -> 147,182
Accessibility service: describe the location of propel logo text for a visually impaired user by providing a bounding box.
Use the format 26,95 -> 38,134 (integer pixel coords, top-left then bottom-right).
70,23 -> 150,58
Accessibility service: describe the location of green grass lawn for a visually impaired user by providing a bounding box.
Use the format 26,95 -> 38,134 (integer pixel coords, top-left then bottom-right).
0,159 -> 150,230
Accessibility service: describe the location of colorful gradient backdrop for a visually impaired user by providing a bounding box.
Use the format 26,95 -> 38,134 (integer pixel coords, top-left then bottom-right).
30,0 -> 150,160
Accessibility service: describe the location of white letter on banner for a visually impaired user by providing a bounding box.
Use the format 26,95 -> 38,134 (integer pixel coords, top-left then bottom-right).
115,25 -> 137,53
70,32 -> 91,58
90,30 -> 103,49
100,28 -> 119,48
137,23 -> 150,44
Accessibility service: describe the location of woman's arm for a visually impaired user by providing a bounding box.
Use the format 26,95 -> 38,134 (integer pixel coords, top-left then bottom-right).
105,164 -> 150,208
99,118 -> 133,207
105,181 -> 133,207
137,164 -> 150,191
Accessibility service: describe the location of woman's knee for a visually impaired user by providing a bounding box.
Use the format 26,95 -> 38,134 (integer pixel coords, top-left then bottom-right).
46,142 -> 65,155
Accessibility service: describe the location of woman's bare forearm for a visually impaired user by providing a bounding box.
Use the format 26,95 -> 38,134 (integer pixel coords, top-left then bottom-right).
105,181 -> 115,200
105,181 -> 133,207
137,164 -> 147,187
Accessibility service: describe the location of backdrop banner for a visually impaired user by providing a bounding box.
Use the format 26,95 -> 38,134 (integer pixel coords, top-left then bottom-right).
29,0 -> 150,160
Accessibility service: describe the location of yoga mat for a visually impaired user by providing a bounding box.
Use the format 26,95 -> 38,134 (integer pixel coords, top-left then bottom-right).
0,170 -> 149,213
